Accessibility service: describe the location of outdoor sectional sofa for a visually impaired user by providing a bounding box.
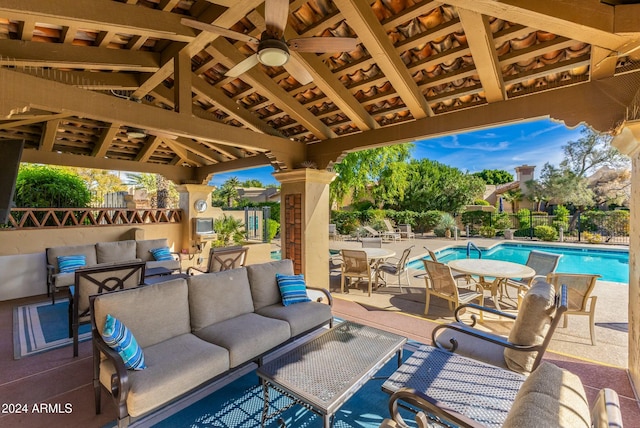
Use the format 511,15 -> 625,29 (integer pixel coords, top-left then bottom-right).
90,259 -> 333,428
46,238 -> 180,303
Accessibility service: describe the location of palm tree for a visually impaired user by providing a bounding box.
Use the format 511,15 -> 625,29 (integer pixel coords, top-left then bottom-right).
218,177 -> 241,207
502,189 -> 523,213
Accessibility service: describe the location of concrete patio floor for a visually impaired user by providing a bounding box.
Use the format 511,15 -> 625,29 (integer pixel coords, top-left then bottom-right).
328,235 -> 630,369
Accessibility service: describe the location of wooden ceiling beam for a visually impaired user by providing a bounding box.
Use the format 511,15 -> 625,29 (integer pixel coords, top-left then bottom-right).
0,113 -> 72,130
457,8 -> 504,102
0,39 -> 160,72
135,135 -> 163,162
15,69 -> 141,90
38,119 -> 61,151
92,124 -> 121,157
334,0 -> 433,118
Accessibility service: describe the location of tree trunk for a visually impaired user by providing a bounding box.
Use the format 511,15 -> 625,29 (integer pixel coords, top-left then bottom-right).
156,174 -> 169,208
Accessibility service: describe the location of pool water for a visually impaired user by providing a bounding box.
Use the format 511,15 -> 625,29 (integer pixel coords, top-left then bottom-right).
407,243 -> 629,283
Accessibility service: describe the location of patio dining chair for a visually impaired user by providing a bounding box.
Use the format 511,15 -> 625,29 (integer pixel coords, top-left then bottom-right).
397,224 -> 415,240
187,245 -> 248,275
504,250 -> 562,305
69,261 -> 145,357
432,279 -> 568,375
422,260 -> 484,318
340,249 -> 375,296
329,223 -> 343,241
547,272 -> 601,345
377,246 -> 413,292
361,237 -> 383,248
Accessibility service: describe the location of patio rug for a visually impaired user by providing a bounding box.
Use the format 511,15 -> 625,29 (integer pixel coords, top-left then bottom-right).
143,346 -> 424,428
13,300 -> 91,359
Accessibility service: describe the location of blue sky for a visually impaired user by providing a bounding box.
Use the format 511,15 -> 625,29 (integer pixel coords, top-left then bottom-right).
208,118 -> 587,187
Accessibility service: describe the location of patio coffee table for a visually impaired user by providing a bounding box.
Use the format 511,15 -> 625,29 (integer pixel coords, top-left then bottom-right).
382,345 -> 526,428
257,321 -> 407,428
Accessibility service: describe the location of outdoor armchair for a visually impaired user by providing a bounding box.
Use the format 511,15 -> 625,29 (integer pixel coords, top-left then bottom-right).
422,260 -> 484,318
432,280 -> 568,375
69,261 -> 145,357
187,246 -> 248,275
381,363 -> 623,428
340,249 -> 374,296
377,246 -> 413,292
547,272 -> 601,345
504,250 -> 561,305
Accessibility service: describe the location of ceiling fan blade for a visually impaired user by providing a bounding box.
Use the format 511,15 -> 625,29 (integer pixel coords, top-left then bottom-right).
288,37 -> 358,53
181,18 -> 259,44
283,56 -> 313,85
264,0 -> 290,38
226,54 -> 260,78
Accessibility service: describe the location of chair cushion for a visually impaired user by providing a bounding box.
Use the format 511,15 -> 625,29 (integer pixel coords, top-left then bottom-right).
246,259 -> 295,310
57,254 -> 86,273
47,244 -> 97,270
149,247 -> 173,261
194,313 -> 290,367
276,273 -> 311,306
96,240 -> 137,263
503,362 -> 590,428
102,314 -> 146,370
256,301 -> 332,337
99,333 -> 229,417
187,268 -> 254,330
433,322 -> 510,371
504,280 -> 555,374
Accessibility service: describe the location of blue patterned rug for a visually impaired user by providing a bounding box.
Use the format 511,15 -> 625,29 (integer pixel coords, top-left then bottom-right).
13,300 -> 91,359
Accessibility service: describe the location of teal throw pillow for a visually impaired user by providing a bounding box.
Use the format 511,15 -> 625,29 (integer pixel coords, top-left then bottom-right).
102,314 -> 146,370
149,247 -> 173,261
57,254 -> 86,274
276,273 -> 311,306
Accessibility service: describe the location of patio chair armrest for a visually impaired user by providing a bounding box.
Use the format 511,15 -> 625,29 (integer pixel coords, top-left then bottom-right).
92,330 -> 130,406
307,286 -> 333,306
46,264 -> 56,292
454,303 -> 517,324
388,387 -> 485,428
431,322 -> 544,354
186,266 -> 206,276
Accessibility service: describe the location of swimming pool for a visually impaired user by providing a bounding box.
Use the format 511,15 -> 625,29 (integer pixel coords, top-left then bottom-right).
407,243 -> 629,283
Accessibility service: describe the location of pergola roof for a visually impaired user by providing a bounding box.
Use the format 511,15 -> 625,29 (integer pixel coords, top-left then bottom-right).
1,0 -> 640,183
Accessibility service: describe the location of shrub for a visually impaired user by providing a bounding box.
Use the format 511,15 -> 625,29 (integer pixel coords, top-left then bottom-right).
583,231 -> 603,244
473,199 -> 490,206
516,208 -> 531,229
534,225 -> 557,241
493,212 -> 512,230
266,219 -> 279,241
479,226 -> 496,238
331,210 -> 360,235
552,220 -> 569,232
213,214 -> 245,246
15,165 -> 91,208
436,213 -> 457,238
414,210 -> 442,233
554,205 -> 570,223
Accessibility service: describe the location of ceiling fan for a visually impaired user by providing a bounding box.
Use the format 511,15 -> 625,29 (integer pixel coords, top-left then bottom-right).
181,0 -> 357,85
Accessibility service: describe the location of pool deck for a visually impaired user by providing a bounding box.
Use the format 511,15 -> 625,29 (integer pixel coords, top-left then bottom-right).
327,235 -> 630,369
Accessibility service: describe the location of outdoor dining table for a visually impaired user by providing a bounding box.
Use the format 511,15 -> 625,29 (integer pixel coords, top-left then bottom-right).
360,248 -> 396,289
447,258 -> 535,310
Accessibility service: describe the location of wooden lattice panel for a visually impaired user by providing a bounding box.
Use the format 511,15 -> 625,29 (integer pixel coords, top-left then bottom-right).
284,193 -> 302,274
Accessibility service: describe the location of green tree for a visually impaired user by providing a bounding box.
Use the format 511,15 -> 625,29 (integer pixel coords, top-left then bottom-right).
502,189 -> 523,212
560,128 -> 629,178
215,177 -> 241,207
472,169 -> 514,185
242,179 -> 264,188
537,163 -> 594,208
330,144 -> 412,208
15,164 -> 91,208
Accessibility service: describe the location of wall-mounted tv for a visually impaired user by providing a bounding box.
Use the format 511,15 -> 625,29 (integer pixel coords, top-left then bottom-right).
194,217 -> 214,236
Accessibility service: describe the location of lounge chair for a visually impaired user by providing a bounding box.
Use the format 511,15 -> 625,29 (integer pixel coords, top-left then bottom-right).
397,224 -> 415,240
377,246 -> 413,292
432,280 -> 568,375
382,219 -> 402,242
422,260 -> 484,318
503,250 -> 561,305
187,246 -> 248,275
363,225 -> 382,238
547,272 -> 601,345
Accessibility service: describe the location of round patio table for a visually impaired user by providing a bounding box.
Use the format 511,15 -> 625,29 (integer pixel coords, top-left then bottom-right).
447,259 -> 535,310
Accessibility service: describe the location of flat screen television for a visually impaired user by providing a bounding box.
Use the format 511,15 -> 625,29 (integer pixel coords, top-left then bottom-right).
194,217 -> 214,236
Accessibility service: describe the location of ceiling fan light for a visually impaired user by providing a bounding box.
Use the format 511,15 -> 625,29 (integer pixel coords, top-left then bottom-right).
127,128 -> 147,139
258,47 -> 289,67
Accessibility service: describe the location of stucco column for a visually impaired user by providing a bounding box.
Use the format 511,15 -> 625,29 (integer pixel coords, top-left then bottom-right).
274,169 -> 336,290
611,120 -> 640,395
175,184 -> 219,254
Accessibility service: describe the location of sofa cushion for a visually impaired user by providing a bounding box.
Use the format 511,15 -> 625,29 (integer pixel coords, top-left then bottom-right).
276,273 -> 311,306
99,333 -> 229,418
193,312 -> 290,368
47,244 -> 97,271
503,362 -> 590,428
188,268 -> 254,330
57,254 -> 86,273
504,280 -> 555,374
93,278 -> 191,348
96,240 -> 137,264
246,259 -> 295,310
102,314 -> 146,370
256,301 -> 332,337
136,239 -> 170,262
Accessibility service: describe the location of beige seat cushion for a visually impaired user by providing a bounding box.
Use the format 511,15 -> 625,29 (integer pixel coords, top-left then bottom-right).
433,322 -> 510,371
194,312 -> 290,368
135,239 -> 170,262
246,259 -> 295,310
96,240 -> 137,264
503,362 -> 590,428
47,244 -> 97,272
256,301 -> 332,337
99,333 -> 229,417
504,280 -> 555,373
